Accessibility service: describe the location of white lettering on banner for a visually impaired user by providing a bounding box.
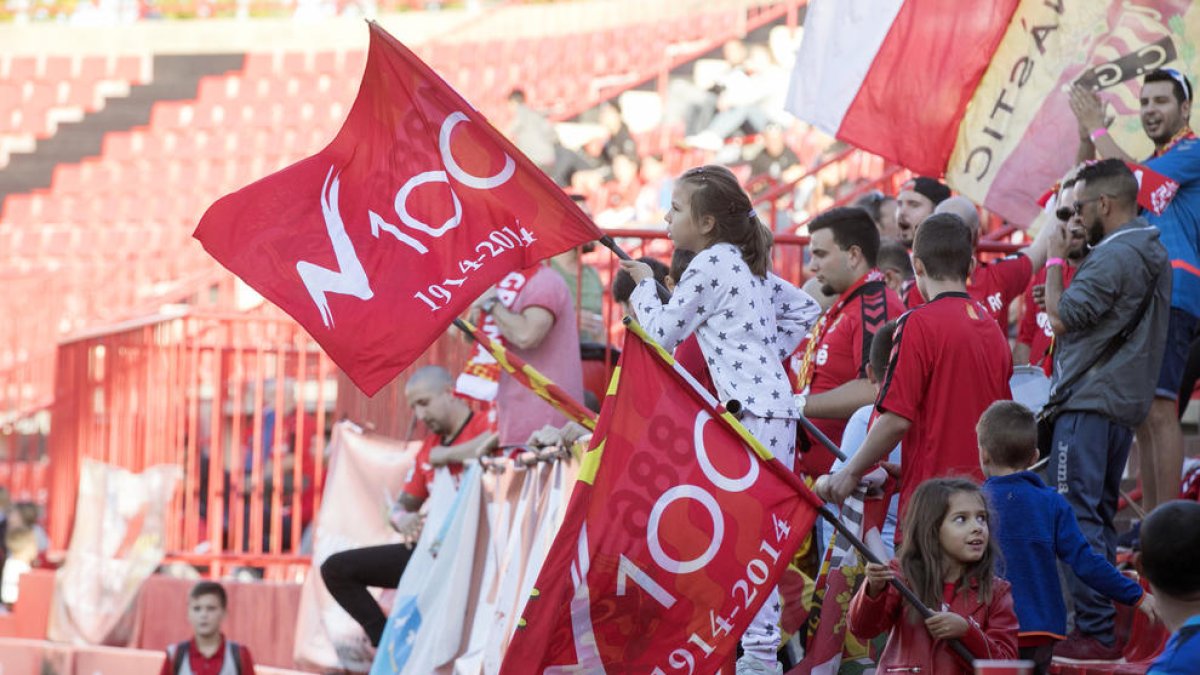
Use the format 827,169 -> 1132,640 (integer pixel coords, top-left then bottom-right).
296,168 -> 375,328
557,407 -> 794,671
647,486 -> 724,574
299,112 -> 531,326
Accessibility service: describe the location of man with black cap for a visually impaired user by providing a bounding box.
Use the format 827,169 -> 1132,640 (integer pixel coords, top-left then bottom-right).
895,176 -> 951,247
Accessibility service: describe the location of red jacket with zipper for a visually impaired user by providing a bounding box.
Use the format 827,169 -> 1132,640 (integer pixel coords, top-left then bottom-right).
847,560 -> 1019,673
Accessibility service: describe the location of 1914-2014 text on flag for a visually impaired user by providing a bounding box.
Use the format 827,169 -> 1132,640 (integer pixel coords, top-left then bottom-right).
194,21 -> 603,395
500,324 -> 824,673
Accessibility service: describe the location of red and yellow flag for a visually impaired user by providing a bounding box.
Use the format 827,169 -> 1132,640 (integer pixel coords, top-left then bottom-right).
500,322 -> 822,672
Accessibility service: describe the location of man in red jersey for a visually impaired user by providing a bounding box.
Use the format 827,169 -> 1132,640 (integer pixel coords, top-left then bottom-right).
1015,178 -> 1089,375
815,213 -> 1013,532
902,195 -> 1060,328
795,206 -> 905,475
320,366 -> 495,649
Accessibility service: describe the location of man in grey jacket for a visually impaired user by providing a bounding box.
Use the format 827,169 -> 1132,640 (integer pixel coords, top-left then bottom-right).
1043,158 -> 1172,660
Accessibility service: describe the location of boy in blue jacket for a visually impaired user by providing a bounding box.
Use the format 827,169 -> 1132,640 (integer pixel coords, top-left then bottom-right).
1143,500 -> 1200,674
978,401 -> 1157,673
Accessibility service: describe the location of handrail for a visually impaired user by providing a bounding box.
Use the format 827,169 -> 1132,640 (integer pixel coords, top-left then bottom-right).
551,0 -> 808,123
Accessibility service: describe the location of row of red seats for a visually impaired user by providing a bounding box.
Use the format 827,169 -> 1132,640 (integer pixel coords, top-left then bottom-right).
1,54 -> 150,139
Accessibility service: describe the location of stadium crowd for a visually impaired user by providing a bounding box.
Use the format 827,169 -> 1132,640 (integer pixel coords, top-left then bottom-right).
301,64 -> 1200,675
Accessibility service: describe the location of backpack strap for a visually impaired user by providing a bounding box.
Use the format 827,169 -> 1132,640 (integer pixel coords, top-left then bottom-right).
228,641 -> 242,675
170,641 -> 190,675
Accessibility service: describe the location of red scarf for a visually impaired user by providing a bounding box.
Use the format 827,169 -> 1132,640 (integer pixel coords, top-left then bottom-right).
455,265 -> 543,402
795,270 -> 885,391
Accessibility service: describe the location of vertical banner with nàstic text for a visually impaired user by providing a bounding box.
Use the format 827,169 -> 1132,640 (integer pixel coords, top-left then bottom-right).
500,326 -> 823,673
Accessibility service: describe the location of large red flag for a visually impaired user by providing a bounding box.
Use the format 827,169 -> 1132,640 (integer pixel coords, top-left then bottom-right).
500,322 -> 823,673
194,21 -> 603,395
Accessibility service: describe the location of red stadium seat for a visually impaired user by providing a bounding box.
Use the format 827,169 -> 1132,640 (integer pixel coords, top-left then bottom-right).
113,54 -> 145,83
8,55 -> 37,81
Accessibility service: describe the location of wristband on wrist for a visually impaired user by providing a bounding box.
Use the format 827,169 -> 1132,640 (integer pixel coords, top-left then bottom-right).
1089,127 -> 1109,142
481,297 -> 499,314
1046,257 -> 1065,268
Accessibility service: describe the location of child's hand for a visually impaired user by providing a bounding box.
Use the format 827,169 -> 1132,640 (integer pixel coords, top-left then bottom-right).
924,612 -> 969,641
863,562 -> 893,597
1137,592 -> 1160,624
619,259 -> 654,285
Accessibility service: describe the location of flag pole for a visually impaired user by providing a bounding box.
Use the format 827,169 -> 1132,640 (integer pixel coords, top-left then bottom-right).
624,318 -> 976,667
598,235 -> 673,303
451,317 -> 597,431
727,399 -> 848,464
599,233 -> 845,464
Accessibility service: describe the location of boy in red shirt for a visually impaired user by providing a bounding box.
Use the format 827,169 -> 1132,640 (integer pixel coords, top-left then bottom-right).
816,213 -> 1013,532
160,581 -> 256,675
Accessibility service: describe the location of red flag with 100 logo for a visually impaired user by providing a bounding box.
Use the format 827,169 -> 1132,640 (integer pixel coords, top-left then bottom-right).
194,21 -> 603,395
500,322 -> 822,673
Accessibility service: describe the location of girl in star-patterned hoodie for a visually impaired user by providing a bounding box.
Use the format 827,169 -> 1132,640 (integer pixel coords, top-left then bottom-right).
621,164 -> 821,674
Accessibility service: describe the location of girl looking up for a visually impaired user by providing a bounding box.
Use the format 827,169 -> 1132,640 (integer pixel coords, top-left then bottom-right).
620,164 -> 820,673
848,477 -> 1019,672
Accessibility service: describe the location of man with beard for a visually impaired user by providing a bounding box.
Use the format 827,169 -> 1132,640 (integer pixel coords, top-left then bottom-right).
1072,68 -> 1199,515
894,176 -> 950,247
795,206 -> 905,475
1041,159 -> 1171,661
1015,176 -> 1089,375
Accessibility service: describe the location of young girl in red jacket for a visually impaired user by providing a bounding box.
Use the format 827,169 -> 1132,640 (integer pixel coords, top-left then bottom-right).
848,477 -> 1019,672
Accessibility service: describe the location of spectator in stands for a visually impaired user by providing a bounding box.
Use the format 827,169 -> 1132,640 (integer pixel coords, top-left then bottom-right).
472,261 -> 585,448
1141,500 -> 1200,673
240,379 -> 318,553
159,581 -> 256,675
668,39 -> 752,137
507,88 -> 558,176
551,196 -> 605,344
1,503 -> 45,605
595,153 -> 643,228
876,239 -> 914,295
904,195 -> 1060,329
854,190 -> 900,241
321,365 -> 495,650
827,320 -> 902,556
686,42 -> 790,150
1040,159 -> 1171,661
815,214 -> 1012,534
612,256 -> 669,319
1072,68 -> 1199,514
894,177 -> 950,247
748,124 -> 802,186
979,401 -> 1154,674
1014,175 -> 1088,375
0,488 -> 8,600
599,101 -> 637,168
635,155 -> 674,226
795,207 -> 905,475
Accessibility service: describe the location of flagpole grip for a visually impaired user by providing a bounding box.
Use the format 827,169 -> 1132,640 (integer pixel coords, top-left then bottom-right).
798,414 -> 848,463
816,504 -> 976,666
599,235 -> 672,304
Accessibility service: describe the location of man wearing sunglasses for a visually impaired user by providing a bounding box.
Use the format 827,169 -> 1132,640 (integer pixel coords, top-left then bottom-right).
1015,175 -> 1090,375
1040,158 -> 1172,662
1071,68 -> 1199,518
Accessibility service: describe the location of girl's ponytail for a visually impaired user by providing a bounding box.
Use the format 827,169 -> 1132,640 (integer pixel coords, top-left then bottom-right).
679,165 -> 773,276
